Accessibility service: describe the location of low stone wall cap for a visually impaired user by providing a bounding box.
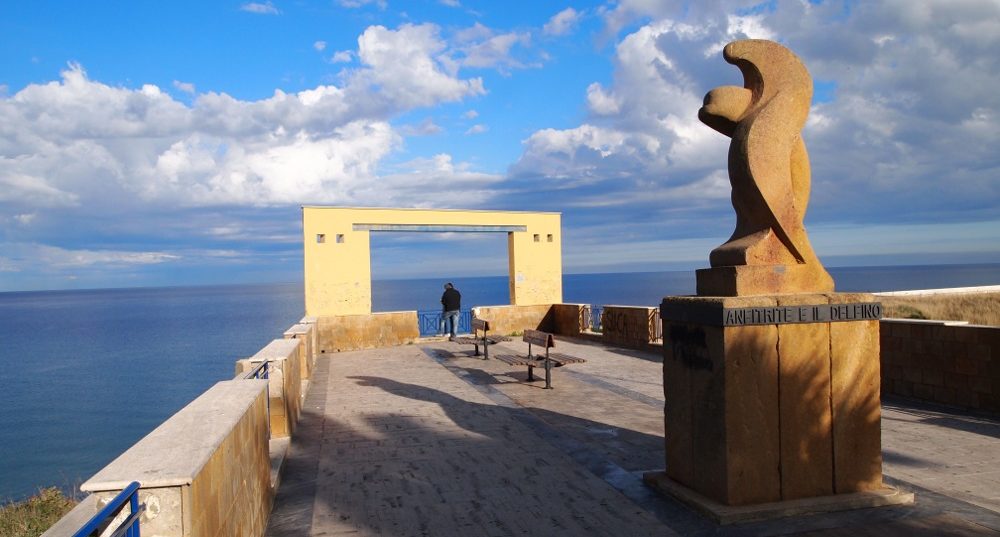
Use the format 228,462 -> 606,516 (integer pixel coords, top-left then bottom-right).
81,380 -> 267,491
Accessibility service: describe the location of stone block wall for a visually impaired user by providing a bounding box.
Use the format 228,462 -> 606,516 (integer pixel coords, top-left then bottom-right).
235,339 -> 302,438
79,380 -> 271,537
472,304 -> 553,335
283,323 -> 315,380
316,311 -> 420,352
549,304 -> 587,336
881,319 -> 999,413
601,306 -> 660,350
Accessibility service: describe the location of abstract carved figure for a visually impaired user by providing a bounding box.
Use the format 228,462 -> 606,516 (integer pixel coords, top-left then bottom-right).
697,39 -> 834,296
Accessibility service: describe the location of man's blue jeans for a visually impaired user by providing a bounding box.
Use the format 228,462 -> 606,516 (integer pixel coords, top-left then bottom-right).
440,310 -> 460,337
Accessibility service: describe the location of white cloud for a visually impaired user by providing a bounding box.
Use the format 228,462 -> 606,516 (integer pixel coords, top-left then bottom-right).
586,82 -> 620,115
330,50 -> 352,63
1,243 -> 179,270
455,24 -> 532,72
0,173 -> 80,207
313,40 -> 327,51
240,1 -> 280,15
398,117 -> 443,136
439,0 -> 460,6
543,7 -> 581,36
514,1 -> 1000,233
464,124 -> 487,135
0,24 -> 491,211
13,213 -> 36,225
354,24 -> 485,108
337,0 -> 386,9
462,109 -> 478,119
172,80 -> 196,94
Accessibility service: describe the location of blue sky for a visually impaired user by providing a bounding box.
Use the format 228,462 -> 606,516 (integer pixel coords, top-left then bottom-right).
1,0 -> 998,291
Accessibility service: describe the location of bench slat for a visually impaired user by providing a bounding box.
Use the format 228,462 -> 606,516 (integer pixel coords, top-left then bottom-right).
547,353 -> 586,365
523,329 -> 553,348
494,354 -> 537,367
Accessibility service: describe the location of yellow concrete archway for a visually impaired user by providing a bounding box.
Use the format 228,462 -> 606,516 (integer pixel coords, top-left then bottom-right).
302,207 -> 562,316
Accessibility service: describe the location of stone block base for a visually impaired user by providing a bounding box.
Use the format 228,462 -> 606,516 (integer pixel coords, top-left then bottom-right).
661,293 -> 883,506
643,471 -> 913,525
696,264 -> 833,296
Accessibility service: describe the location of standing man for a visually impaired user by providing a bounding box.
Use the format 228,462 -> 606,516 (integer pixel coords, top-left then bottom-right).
440,282 -> 461,340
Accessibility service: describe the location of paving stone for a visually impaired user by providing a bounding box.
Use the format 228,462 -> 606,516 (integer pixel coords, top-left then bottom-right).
266,340 -> 1000,537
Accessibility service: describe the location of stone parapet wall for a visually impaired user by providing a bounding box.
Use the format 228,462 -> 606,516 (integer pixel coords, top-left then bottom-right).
881,319 -> 999,414
235,338 -> 303,438
283,323 -> 315,380
316,311 -> 419,352
549,304 -> 587,336
601,305 -> 660,350
472,304 -> 553,335
78,380 -> 272,537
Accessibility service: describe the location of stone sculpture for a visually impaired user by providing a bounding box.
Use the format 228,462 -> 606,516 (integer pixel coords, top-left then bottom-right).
697,39 -> 833,296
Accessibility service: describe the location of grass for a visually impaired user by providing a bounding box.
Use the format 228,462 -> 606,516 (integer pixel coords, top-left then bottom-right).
881,292 -> 1000,326
0,488 -> 77,537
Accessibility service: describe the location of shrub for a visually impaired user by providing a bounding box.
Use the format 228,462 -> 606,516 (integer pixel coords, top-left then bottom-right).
0,487 -> 77,537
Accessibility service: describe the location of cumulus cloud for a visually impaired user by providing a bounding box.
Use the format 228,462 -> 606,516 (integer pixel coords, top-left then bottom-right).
240,1 -> 280,15
0,22 -> 508,289
313,40 -> 327,51
543,7 -> 582,36
465,124 -> 487,135
462,109 -> 478,119
512,0 -> 1000,231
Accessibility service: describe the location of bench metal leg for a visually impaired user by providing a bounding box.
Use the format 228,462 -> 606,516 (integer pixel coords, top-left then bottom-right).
544,357 -> 553,389
527,365 -> 535,381
474,343 -> 480,356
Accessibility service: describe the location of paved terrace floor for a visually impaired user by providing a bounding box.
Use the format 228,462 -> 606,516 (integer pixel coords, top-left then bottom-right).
267,337 -> 1000,537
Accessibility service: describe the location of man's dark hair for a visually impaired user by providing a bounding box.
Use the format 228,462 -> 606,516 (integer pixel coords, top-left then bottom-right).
445,282 -> 454,289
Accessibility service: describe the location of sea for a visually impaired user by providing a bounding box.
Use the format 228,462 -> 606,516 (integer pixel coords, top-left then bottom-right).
1,264 -> 998,502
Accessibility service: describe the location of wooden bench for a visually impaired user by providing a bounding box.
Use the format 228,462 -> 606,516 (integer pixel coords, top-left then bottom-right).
452,318 -> 510,360
493,329 -> 584,389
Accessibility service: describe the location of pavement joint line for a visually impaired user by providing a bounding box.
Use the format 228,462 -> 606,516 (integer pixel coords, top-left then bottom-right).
561,369 -> 664,409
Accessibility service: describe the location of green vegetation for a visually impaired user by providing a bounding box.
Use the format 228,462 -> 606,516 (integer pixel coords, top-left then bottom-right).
882,292 -> 1000,326
0,488 -> 77,537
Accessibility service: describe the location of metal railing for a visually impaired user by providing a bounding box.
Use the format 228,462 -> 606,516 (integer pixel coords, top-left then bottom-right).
583,305 -> 604,332
417,309 -> 472,337
73,481 -> 144,537
243,360 -> 269,380
650,308 -> 662,343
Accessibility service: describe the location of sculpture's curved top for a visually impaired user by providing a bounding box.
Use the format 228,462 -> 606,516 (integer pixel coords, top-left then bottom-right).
697,39 -> 833,296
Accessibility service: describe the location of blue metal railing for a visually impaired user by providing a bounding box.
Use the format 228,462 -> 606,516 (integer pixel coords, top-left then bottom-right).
73,481 -> 144,537
417,309 -> 472,337
589,305 -> 604,332
244,360 -> 269,380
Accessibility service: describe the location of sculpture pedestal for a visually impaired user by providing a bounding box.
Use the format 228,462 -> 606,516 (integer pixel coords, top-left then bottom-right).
696,264 -> 834,296
654,293 -> 901,513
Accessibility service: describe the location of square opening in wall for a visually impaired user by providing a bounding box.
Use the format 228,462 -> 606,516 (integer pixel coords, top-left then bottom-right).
533,234 -> 540,242
547,234 -> 553,242
336,234 -> 345,243
316,234 -> 326,244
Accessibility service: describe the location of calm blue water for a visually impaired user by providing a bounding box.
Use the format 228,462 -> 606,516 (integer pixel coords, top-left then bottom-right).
1,264 -> 998,501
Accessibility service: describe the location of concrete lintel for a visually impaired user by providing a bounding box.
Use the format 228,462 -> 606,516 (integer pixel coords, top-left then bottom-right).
353,224 -> 527,232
